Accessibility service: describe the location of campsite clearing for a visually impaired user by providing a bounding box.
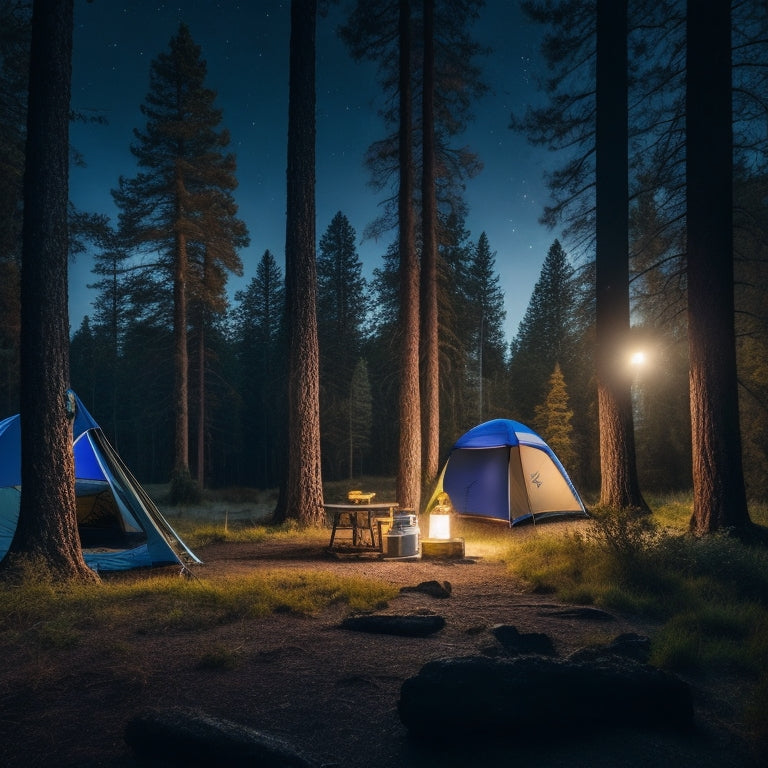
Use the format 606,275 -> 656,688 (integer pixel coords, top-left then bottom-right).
0,525 -> 759,768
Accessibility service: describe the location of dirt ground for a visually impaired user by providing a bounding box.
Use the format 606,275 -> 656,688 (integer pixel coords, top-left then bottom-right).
0,524 -> 762,767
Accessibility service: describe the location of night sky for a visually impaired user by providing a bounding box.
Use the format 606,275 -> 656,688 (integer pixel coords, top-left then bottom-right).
68,1 -> 557,342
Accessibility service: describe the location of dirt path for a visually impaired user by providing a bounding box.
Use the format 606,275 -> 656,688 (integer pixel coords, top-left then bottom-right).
0,531 -> 759,767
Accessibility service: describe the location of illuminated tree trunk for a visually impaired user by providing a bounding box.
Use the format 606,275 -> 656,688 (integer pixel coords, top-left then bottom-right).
282,0 -> 324,526
420,0 -> 439,488
396,0 -> 421,512
686,0 -> 750,534
4,0 -> 96,581
595,0 -> 647,512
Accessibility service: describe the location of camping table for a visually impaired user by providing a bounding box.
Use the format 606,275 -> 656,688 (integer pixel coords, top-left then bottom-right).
324,503 -> 399,548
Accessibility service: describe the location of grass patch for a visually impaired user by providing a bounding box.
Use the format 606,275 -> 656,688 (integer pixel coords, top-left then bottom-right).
500,531 -> 595,595
0,568 -> 398,651
650,604 -> 767,673
749,500 -> 768,528
643,492 -> 694,531
196,643 -> 242,671
175,521 -> 281,546
498,494 -> 768,748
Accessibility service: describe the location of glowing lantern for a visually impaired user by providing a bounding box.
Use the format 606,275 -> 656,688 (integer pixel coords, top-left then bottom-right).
429,512 -> 451,540
428,494 -> 452,540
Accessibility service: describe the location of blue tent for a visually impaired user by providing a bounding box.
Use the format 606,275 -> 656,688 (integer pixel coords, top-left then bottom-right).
428,419 -> 588,526
0,393 -> 200,572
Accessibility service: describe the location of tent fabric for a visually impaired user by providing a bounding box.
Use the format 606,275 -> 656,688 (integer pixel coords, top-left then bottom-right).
0,393 -> 200,572
430,418 -> 588,526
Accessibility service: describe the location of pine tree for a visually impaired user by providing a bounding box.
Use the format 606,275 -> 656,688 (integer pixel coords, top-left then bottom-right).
628,191 -> 691,492
348,358 -> 373,479
187,184 -> 248,488
437,212 -> 476,441
686,1 -> 750,534
420,0 -> 440,487
509,239 -> 578,424
316,211 -> 368,478
464,232 -> 506,422
3,0 -> 96,582
278,0 -> 324,525
340,0 -> 487,239
0,0 -> 29,415
534,363 -> 577,476
72,214 -> 129,437
341,0 -> 488,510
364,241 -> 403,475
594,0 -> 646,512
112,23 -> 246,504
394,0 -> 422,511
233,250 -> 285,488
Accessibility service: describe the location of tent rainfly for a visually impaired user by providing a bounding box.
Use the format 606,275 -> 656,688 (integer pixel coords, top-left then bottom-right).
428,419 -> 589,526
0,392 -> 201,572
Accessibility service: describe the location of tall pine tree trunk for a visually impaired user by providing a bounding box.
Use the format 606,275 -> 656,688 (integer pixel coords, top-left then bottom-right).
4,0 -> 96,582
594,0 -> 647,512
397,0 -> 421,512
170,201 -> 196,502
420,0 -> 439,490
196,317 -> 206,488
686,0 -> 750,534
282,0 -> 324,525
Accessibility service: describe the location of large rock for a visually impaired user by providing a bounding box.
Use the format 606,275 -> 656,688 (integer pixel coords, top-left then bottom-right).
490,624 -> 557,656
125,707 -> 324,767
400,579 -> 452,598
569,633 -> 652,664
398,655 -> 693,739
340,613 -> 446,637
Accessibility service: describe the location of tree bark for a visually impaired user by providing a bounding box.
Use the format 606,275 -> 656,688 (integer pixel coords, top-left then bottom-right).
594,0 -> 647,512
397,0 -> 422,512
172,217 -> 190,482
196,316 -> 206,488
283,0 -> 324,526
420,0 -> 439,490
686,0 -> 750,534
4,0 -> 96,582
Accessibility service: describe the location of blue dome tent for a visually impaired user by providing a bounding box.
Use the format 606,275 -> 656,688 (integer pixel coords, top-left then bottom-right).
428,419 -> 589,526
0,392 -> 200,572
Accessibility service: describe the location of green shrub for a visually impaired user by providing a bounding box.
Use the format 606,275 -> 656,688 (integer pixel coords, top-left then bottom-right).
585,506 -> 662,560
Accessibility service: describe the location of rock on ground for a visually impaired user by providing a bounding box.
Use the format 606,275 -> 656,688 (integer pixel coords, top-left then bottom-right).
398,655 -> 694,739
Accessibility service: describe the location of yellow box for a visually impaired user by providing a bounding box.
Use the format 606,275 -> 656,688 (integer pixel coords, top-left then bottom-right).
421,538 -> 465,559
